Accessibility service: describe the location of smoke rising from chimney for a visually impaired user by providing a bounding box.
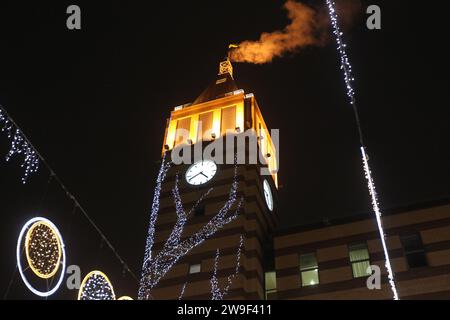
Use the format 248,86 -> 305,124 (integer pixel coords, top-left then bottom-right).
229,0 -> 360,64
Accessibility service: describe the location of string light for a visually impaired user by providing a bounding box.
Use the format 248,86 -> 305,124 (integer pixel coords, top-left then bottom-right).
139,153 -> 243,299
0,107 -> 39,183
361,147 -> 399,300
78,270 -> 116,300
326,0 -> 355,105
139,152 -> 172,299
178,282 -> 187,300
16,217 -> 66,297
211,235 -> 243,300
326,0 -> 399,299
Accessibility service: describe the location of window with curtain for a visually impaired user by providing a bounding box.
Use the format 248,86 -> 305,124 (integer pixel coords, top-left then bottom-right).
264,271 -> 277,300
221,106 -> 236,135
197,111 -> 213,141
349,243 -> 371,278
175,117 -> 191,146
300,253 -> 319,287
400,233 -> 427,269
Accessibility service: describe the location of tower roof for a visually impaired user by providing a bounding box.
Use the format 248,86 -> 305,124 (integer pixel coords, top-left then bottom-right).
192,59 -> 239,105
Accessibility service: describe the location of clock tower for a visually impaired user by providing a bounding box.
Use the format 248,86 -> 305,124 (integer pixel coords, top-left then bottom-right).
147,57 -> 279,299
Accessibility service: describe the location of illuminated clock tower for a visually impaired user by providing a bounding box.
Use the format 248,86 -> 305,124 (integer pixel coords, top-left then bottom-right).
149,57 -> 279,299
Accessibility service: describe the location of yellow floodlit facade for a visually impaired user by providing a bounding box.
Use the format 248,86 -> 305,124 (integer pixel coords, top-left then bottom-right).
161,59 -> 278,187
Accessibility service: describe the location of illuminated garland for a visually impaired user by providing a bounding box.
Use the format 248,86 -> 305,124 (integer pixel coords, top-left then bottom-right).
326,0 -> 399,299
16,217 -> 66,297
361,147 -> 398,299
211,235 -> 243,300
178,282 -> 187,300
139,152 -> 172,299
139,153 -> 243,299
0,107 -> 39,183
78,270 -> 115,300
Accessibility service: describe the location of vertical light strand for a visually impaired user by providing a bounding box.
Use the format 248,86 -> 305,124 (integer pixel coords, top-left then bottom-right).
326,0 -> 399,300
361,147 -> 398,300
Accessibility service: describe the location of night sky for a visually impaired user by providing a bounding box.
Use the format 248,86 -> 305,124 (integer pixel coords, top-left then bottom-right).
0,0 -> 448,299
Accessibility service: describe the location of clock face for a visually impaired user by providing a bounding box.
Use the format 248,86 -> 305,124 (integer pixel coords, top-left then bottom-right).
263,180 -> 273,211
185,160 -> 217,186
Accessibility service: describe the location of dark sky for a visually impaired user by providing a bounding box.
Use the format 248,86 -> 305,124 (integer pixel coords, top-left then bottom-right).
0,0 -> 448,299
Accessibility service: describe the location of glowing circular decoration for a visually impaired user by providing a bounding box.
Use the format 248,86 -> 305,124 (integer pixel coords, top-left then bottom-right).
16,217 -> 66,297
118,296 -> 133,300
25,220 -> 62,278
78,270 -> 115,300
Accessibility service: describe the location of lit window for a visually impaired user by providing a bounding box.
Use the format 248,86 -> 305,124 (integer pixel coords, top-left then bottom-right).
189,263 -> 201,274
349,243 -> 371,278
175,117 -> 191,146
197,112 -> 213,141
400,233 -> 427,269
264,271 -> 277,299
221,106 -> 236,135
300,253 -> 319,287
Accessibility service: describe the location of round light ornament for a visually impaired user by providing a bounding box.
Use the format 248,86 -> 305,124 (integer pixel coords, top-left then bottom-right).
78,270 -> 116,300
16,217 -> 66,297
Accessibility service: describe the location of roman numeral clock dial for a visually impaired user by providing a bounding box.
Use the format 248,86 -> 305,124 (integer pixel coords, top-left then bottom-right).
185,160 -> 217,186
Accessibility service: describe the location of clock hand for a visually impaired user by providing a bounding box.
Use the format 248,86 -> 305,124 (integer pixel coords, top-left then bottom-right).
199,172 -> 209,179
188,172 -> 202,181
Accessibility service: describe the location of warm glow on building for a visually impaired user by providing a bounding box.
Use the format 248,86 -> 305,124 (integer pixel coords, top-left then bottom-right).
162,58 -> 278,187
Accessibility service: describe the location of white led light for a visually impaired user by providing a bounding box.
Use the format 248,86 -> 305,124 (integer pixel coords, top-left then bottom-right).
16,217 -> 66,297
139,153 -> 243,299
210,235 -> 243,300
326,0 -> 399,300
361,147 -> 399,300
0,108 -> 40,183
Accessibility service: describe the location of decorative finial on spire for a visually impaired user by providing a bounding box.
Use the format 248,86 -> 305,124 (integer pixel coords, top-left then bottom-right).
219,44 -> 239,79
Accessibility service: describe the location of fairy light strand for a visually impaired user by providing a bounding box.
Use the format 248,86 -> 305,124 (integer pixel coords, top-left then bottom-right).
0,107 -> 39,183
326,0 -> 399,299
211,235 -> 243,300
361,147 -> 398,300
178,282 -> 187,300
139,153 -> 243,299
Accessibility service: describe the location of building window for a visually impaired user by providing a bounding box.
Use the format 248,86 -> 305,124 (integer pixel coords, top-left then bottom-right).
264,271 -> 277,300
400,233 -> 427,269
300,253 -> 319,287
175,117 -> 191,146
349,242 -> 371,278
197,112 -> 213,141
189,263 -> 201,274
221,106 -> 236,135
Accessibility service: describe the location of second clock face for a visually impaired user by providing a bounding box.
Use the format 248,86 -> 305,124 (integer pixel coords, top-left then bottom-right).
185,160 -> 217,186
263,179 -> 273,212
